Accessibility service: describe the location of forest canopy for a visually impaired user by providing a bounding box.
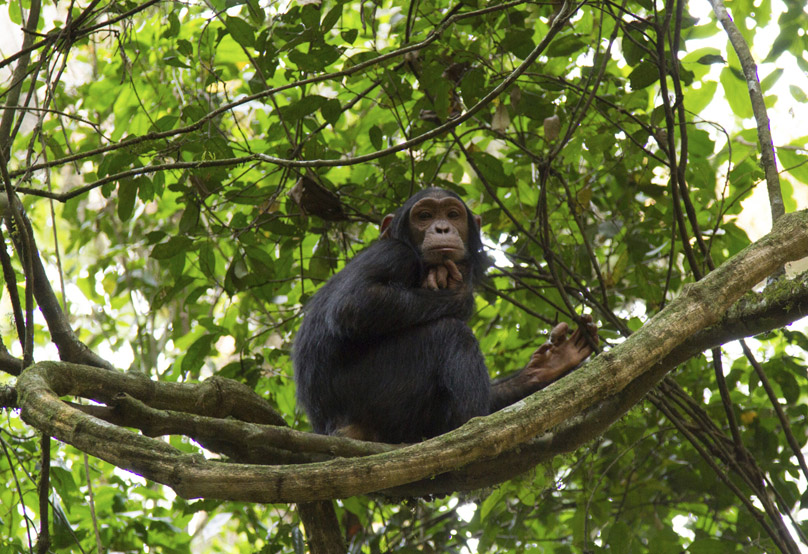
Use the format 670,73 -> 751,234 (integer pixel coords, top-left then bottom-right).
1,0 -> 808,552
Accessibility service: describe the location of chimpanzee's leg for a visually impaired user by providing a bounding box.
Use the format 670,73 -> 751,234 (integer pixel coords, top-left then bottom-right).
331,318 -> 489,443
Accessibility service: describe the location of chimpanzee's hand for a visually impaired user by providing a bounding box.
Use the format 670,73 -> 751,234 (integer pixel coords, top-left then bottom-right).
423,260 -> 464,290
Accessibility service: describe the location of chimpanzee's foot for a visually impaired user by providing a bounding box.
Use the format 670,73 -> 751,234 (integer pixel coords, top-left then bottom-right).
525,315 -> 598,386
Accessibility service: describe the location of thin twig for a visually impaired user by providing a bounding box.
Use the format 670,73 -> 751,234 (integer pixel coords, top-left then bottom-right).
706,0 -> 784,223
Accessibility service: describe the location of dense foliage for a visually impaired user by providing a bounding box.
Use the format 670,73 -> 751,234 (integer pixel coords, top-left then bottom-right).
1,0 -> 808,552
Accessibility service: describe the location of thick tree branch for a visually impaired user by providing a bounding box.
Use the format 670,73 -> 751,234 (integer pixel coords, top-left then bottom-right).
16,265 -> 804,490
68,391 -> 389,462
15,210 -> 808,502
17,263 -> 806,495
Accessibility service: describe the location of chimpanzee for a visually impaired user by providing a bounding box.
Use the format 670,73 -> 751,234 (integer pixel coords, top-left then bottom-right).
292,188 -> 597,443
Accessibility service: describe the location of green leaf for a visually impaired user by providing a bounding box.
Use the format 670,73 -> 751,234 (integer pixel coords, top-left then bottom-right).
696,53 -> 725,65
98,151 -> 137,178
152,115 -> 178,132
117,178 -> 138,221
321,98 -> 342,126
470,152 -> 509,187
684,80 -> 717,115
246,0 -> 264,24
7,1 -> 21,24
163,10 -> 181,38
261,218 -> 302,236
163,53 -> 189,68
683,47 -> 724,82
607,521 -> 632,551
501,29 -> 535,58
720,66 -> 753,118
546,34 -> 586,57
288,44 -> 341,72
622,25 -> 649,66
778,148 -> 808,184
300,4 -> 321,30
321,3 -> 342,33
369,125 -> 383,150
798,54 -> 808,74
179,202 -> 200,234
765,24 -> 797,62
177,39 -> 193,57
341,28 -> 358,44
181,334 -> 216,374
479,486 -> 507,520
281,95 -> 328,122
628,60 -> 659,90
761,67 -> 783,92
516,90 -> 553,120
225,16 -> 256,48
460,67 -> 486,106
789,84 -> 808,103
151,236 -> 194,259
199,243 -> 217,278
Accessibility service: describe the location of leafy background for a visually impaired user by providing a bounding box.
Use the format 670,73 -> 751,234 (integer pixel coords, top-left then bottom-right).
0,0 -> 808,552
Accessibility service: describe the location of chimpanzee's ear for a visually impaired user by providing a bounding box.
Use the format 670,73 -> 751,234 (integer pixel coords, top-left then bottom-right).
380,214 -> 395,238
474,214 -> 482,230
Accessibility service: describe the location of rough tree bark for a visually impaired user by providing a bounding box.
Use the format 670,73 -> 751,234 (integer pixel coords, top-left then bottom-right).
13,209 -> 808,504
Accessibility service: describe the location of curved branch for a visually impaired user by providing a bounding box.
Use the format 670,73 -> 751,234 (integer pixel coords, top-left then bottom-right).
0,350 -> 22,377
15,210 -> 808,502
18,264 -> 808,494
11,205 -> 113,369
69,390 -> 389,461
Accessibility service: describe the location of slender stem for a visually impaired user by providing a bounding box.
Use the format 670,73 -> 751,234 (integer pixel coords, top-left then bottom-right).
706,0 -> 784,224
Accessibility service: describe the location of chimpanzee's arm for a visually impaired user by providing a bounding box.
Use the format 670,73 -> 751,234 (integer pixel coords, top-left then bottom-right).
311,241 -> 474,340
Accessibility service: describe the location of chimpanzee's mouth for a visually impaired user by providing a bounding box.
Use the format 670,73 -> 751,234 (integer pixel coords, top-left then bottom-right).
427,247 -> 462,256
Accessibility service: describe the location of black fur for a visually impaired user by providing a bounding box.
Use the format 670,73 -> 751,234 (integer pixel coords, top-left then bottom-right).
293,188 -> 490,443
